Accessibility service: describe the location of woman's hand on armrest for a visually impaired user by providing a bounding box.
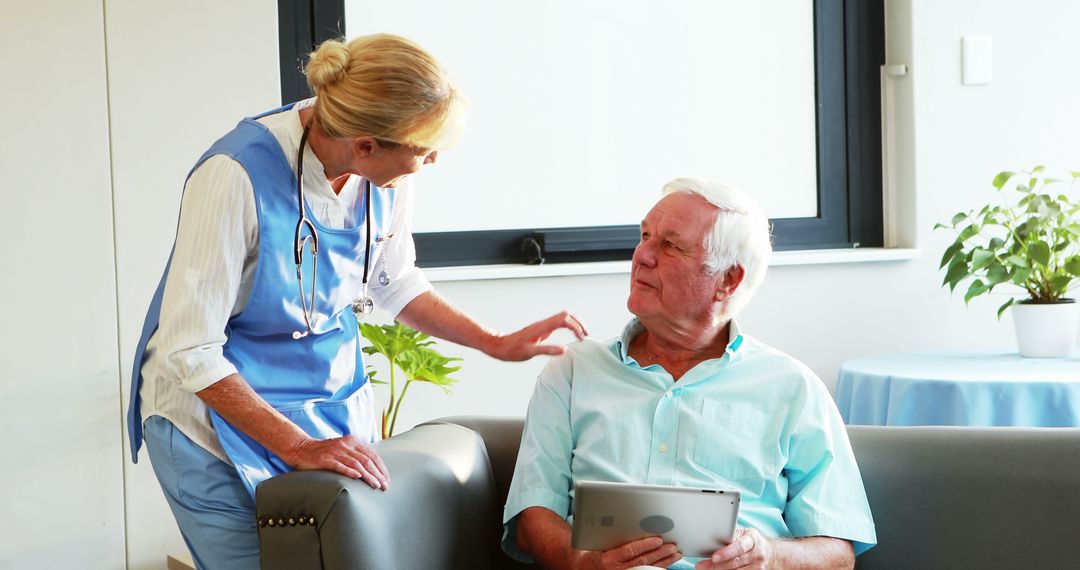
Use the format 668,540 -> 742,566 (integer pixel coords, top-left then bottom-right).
196,373 -> 390,490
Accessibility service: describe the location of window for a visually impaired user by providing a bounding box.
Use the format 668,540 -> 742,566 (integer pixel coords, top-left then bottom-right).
278,0 -> 884,267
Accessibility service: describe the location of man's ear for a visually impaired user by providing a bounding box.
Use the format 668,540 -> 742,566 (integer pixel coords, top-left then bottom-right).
715,264 -> 746,301
352,136 -> 378,159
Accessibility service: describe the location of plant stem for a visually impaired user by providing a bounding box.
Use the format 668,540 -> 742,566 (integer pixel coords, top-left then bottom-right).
384,362 -> 397,439
388,380 -> 413,438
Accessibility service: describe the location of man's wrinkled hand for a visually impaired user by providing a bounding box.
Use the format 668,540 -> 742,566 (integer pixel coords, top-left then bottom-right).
695,528 -> 773,570
575,536 -> 682,570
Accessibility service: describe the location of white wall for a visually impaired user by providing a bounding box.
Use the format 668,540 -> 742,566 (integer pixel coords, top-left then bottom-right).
0,1 -> 125,567
105,1 -> 281,567
4,0 -> 1080,567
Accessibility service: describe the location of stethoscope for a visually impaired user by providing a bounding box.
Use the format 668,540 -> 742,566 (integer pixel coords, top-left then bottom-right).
291,121 -> 386,340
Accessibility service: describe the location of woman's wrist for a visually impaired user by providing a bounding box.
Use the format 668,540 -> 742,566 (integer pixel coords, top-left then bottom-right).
479,331 -> 506,359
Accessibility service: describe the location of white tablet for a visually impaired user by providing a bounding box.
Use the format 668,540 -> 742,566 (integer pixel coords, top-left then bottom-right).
571,480 -> 740,558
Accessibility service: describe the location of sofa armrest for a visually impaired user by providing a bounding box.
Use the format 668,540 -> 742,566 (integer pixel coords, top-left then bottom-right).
255,423 -> 501,570
423,416 -> 526,508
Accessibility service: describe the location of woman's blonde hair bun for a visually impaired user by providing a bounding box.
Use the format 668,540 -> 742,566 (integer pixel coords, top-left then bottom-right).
305,40 -> 350,93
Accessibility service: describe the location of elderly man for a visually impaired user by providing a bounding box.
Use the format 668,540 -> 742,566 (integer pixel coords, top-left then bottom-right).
501,178 -> 876,569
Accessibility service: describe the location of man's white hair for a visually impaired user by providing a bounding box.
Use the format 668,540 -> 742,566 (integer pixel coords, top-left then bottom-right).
661,177 -> 773,317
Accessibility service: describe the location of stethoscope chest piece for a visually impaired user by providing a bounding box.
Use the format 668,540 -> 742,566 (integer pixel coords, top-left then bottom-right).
352,296 -> 374,317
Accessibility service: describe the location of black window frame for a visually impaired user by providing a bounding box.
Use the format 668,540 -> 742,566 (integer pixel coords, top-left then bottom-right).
278,0 -> 884,267
277,0 -> 345,104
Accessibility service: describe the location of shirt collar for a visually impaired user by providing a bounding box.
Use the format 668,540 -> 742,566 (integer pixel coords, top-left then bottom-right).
615,317 -> 744,365
287,99 -> 343,203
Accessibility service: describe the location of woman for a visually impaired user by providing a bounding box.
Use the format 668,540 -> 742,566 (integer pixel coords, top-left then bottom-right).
127,34 -> 586,569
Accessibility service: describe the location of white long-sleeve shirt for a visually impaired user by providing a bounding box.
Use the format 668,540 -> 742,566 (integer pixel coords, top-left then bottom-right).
139,99 -> 432,461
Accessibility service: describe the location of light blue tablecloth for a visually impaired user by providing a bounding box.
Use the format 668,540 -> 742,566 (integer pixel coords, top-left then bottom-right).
834,351 -> 1080,426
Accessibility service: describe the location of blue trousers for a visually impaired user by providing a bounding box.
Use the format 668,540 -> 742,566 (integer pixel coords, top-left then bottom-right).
144,416 -> 259,570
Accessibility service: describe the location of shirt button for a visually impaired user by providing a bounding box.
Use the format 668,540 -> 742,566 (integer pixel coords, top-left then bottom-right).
665,391 -> 673,398
659,443 -> 668,453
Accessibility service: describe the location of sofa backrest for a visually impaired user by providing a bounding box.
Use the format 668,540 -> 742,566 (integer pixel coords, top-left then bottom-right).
438,418 -> 1080,570
846,425 -> 1080,570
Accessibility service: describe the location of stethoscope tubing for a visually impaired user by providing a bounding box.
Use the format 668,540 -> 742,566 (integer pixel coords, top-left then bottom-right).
292,119 -> 373,340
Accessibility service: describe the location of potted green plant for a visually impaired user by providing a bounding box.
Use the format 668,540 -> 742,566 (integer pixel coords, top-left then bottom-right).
937,166 -> 1080,357
359,321 -> 462,438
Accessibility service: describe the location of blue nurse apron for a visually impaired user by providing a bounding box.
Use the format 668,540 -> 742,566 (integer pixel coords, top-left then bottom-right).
128,104 -> 396,498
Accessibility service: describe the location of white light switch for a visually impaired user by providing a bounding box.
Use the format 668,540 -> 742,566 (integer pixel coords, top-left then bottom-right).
962,36 -> 992,85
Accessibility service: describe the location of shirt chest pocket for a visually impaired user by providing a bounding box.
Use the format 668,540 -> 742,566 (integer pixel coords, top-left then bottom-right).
692,400 -> 778,482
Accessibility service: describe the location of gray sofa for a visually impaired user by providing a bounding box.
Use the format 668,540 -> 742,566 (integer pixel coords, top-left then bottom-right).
256,417 -> 1080,569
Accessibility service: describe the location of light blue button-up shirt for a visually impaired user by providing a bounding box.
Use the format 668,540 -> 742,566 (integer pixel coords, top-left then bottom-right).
502,319 -> 877,566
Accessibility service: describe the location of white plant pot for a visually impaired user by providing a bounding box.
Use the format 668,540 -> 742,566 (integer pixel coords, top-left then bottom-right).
1011,300 -> 1080,358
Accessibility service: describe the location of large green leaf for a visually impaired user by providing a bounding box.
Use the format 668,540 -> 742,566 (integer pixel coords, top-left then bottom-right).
1066,256 -> 1080,277
992,171 -> 1015,190
986,263 -> 1010,286
939,241 -> 964,269
943,258 -> 970,291
1004,255 -> 1028,268
950,212 -> 969,226
360,321 -> 433,364
398,346 -> 462,394
1025,195 -> 1043,214
964,279 -> 988,304
997,297 -> 1016,320
1010,267 -> 1032,286
1051,275 -> 1073,296
1028,242 -> 1051,268
958,224 -> 980,242
971,248 -> 996,271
